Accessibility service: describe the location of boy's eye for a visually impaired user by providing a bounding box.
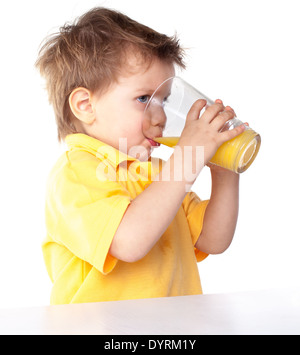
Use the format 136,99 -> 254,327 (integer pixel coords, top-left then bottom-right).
137,95 -> 150,104
162,96 -> 169,106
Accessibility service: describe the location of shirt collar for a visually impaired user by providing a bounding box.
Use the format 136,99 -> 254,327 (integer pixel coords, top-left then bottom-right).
65,133 -> 163,182
65,133 -> 140,167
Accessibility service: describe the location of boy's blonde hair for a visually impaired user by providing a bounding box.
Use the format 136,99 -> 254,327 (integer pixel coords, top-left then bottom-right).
35,7 -> 185,141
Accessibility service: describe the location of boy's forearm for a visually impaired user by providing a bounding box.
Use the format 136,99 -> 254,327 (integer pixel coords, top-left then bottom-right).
195,169 -> 240,254
110,150 -> 201,263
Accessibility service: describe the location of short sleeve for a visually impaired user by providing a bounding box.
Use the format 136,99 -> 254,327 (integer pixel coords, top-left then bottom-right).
45,152 -> 131,275
182,192 -> 210,262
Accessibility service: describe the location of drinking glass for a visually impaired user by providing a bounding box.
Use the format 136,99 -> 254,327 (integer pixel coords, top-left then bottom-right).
143,77 -> 261,173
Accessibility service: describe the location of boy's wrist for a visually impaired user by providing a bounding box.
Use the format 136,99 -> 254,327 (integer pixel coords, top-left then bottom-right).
172,145 -> 205,185
209,165 -> 240,189
209,163 -> 238,177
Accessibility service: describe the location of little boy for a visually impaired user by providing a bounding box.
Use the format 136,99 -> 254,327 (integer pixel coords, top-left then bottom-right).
36,7 -> 245,305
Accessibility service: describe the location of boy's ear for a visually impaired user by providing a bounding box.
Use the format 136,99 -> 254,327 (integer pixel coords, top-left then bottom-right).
69,87 -> 95,125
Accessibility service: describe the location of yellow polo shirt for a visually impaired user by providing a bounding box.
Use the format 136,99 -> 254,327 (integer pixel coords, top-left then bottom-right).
42,133 -> 209,305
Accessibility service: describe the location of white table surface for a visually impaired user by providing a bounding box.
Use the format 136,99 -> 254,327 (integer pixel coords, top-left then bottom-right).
0,289 -> 299,335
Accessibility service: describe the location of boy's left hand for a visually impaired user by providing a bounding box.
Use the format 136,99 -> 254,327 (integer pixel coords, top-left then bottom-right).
206,99 -> 249,175
206,162 -> 231,173
206,162 -> 239,178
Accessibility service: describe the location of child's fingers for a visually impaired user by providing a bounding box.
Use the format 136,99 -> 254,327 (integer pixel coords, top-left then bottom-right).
201,102 -> 225,122
224,105 -> 237,117
211,109 -> 235,131
186,99 -> 207,122
220,123 -> 245,142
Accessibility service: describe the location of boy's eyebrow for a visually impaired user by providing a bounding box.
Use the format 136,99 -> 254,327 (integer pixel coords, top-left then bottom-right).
135,87 -> 171,96
135,87 -> 155,93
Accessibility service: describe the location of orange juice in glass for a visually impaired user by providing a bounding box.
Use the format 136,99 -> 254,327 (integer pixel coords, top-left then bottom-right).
144,77 -> 261,173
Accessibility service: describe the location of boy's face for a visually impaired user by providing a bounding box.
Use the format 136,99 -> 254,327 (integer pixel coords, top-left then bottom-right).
88,56 -> 175,161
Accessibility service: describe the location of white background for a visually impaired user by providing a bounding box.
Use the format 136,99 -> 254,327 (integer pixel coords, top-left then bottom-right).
0,0 -> 299,309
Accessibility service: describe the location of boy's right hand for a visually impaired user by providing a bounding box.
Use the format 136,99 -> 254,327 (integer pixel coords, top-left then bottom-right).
178,99 -> 245,165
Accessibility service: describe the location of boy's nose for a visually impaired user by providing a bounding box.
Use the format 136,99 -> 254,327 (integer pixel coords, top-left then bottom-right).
150,105 -> 167,128
142,97 -> 167,136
